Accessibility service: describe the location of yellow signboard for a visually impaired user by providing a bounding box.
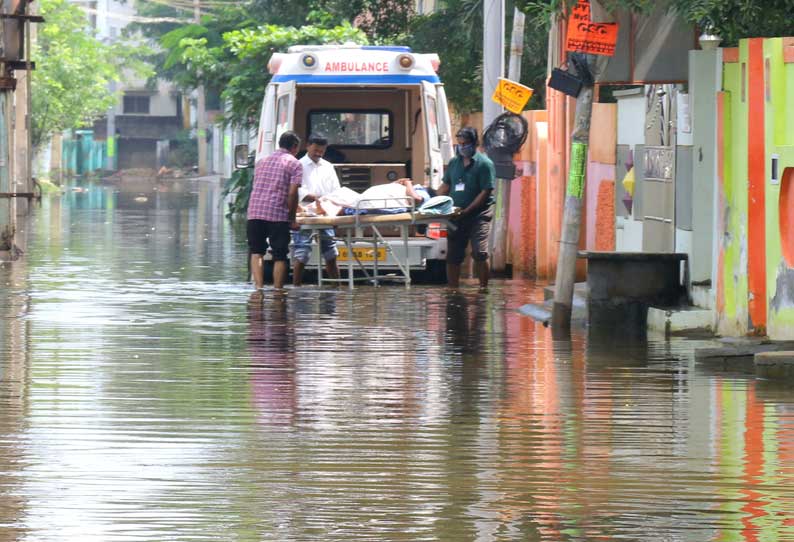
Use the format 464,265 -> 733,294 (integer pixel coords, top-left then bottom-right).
491,78 -> 534,114
337,246 -> 387,262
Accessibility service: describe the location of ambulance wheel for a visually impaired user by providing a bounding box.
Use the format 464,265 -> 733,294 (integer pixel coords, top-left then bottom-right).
424,259 -> 447,284
263,260 -> 274,284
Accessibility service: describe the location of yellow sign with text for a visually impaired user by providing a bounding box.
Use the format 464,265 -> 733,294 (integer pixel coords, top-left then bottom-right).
337,246 -> 387,262
491,78 -> 534,114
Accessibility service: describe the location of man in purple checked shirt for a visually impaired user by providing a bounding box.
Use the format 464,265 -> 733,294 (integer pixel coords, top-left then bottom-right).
247,131 -> 302,290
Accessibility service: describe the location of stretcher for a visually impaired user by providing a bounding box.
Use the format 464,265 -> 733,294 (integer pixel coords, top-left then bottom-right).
296,198 -> 458,288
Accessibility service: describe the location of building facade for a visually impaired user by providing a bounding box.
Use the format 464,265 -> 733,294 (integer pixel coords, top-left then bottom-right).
71,0 -> 183,172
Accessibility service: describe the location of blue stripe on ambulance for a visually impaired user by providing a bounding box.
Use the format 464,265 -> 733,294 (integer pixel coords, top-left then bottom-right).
271,74 -> 441,84
360,45 -> 412,52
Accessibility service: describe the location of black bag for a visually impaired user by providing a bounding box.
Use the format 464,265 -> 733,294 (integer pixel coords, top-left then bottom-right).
548,53 -> 593,98
549,67 -> 583,98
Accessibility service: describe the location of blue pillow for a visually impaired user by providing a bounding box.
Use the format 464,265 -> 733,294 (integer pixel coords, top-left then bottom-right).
419,195 -> 454,215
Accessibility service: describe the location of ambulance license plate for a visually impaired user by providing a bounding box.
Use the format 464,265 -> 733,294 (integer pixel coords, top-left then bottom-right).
337,247 -> 387,262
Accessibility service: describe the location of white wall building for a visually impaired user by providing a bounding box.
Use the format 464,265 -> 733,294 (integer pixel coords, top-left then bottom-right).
70,0 -> 184,171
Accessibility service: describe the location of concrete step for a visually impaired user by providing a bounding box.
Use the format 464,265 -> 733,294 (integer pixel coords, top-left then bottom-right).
647,305 -> 713,337
696,340 -> 794,371
754,351 -> 794,381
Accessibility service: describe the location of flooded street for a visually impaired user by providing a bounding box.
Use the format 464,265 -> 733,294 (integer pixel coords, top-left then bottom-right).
1,178 -> 794,541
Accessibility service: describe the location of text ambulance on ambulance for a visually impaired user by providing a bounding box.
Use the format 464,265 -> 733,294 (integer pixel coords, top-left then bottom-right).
235,44 -> 455,281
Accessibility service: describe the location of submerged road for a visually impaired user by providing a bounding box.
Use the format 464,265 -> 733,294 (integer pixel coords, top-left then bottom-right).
1,178 -> 793,541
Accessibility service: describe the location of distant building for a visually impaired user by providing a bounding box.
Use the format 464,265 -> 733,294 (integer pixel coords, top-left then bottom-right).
70,0 -> 183,172
414,0 -> 438,15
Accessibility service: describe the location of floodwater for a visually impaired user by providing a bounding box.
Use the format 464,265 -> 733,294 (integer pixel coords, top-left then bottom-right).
1,178 -> 793,542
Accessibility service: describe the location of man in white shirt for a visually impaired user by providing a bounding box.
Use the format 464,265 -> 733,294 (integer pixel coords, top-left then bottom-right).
292,134 -> 341,286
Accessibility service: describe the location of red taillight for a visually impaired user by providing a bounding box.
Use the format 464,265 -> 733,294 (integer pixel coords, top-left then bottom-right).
268,54 -> 283,74
426,222 -> 447,239
429,54 -> 440,72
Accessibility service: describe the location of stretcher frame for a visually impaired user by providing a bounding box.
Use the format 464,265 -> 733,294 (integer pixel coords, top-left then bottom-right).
296,196 -> 457,289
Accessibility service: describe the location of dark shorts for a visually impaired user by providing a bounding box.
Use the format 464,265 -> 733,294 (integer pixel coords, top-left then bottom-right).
247,219 -> 290,261
446,206 -> 493,265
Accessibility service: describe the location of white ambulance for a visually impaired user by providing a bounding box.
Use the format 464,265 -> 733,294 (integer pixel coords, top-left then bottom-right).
239,44 -> 455,280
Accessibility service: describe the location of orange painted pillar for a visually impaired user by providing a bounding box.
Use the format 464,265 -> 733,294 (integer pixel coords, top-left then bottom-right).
544,87 -> 571,280
747,38 -> 767,331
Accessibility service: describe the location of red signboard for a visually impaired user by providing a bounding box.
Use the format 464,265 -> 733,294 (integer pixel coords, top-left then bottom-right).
565,0 -> 619,57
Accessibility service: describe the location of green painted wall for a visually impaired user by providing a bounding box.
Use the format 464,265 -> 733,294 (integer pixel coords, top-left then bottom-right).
717,38 -> 794,339
717,50 -> 750,336
764,38 -> 794,339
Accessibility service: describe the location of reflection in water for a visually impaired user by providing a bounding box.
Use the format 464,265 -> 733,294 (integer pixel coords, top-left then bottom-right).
0,178 -> 793,540
0,257 -> 30,542
248,292 -> 295,427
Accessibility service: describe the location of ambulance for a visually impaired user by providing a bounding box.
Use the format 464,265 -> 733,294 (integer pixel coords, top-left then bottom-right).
238,44 -> 455,281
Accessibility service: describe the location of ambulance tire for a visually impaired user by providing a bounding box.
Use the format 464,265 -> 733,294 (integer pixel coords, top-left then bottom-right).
423,259 -> 447,284
295,267 -> 318,285
263,260 -> 274,284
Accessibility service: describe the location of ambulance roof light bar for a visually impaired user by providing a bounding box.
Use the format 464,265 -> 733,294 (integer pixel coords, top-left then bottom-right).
287,44 -> 412,53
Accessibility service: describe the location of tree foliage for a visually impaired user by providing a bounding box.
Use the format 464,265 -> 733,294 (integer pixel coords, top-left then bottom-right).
410,0 -> 550,113
31,0 -> 151,149
172,22 -> 367,127
517,0 -> 794,46
142,0 -> 550,123
247,0 -> 414,41
666,0 -> 794,46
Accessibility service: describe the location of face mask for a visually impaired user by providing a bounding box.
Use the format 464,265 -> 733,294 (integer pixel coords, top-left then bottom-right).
455,143 -> 476,158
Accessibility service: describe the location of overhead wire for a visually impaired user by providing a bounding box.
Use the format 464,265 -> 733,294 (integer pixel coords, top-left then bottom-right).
77,6 -> 189,23
137,0 -> 249,14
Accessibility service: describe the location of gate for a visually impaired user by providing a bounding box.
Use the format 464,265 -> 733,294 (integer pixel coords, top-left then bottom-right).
642,85 -> 677,252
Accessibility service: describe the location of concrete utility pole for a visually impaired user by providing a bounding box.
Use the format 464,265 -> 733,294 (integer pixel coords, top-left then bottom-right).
194,0 -> 207,176
1,7 -> 18,251
13,30 -> 30,216
487,7 -> 526,272
483,0 -> 507,272
482,0 -> 504,128
508,8 -> 525,81
551,54 -> 603,331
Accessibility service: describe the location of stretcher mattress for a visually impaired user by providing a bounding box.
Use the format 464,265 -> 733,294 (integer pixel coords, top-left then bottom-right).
297,211 -> 456,227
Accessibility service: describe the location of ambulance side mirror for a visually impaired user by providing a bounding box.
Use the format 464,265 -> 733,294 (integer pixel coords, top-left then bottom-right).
234,144 -> 251,169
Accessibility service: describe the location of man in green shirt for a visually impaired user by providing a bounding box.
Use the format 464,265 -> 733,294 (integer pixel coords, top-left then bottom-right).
437,127 -> 495,289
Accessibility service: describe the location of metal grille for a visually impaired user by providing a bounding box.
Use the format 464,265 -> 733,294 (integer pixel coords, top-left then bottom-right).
337,166 -> 371,192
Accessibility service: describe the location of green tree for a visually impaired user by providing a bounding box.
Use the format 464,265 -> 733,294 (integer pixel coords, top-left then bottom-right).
517,0 -> 794,46
409,0 -> 550,113
175,22 -> 367,127
246,0 -> 414,41
31,0 -> 151,150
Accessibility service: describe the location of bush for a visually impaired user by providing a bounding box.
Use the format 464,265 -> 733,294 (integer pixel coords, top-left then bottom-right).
221,167 -> 253,218
167,130 -> 198,169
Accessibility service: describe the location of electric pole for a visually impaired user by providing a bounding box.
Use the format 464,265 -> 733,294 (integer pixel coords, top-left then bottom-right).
194,0 -> 207,176
551,53 -> 609,332
508,9 -> 525,81
482,0 -> 504,128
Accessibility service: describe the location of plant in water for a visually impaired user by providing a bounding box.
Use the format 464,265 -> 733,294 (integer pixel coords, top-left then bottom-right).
221,167 -> 253,218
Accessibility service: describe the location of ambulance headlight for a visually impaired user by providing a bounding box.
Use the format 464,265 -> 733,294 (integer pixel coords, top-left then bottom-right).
397,54 -> 414,70
301,53 -> 319,69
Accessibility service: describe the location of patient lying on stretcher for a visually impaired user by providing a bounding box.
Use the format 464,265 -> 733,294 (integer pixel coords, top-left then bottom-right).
298,178 -> 432,217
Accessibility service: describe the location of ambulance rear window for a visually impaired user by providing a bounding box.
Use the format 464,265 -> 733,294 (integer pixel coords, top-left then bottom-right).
308,110 -> 392,149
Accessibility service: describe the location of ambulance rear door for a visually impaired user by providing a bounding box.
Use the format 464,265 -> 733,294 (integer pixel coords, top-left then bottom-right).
255,84 -> 277,161
421,81 -> 444,189
268,81 -> 296,156
435,85 -> 454,164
